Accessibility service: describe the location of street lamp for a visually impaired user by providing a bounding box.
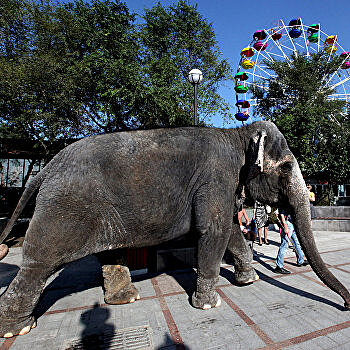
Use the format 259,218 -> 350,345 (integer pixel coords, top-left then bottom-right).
188,69 -> 203,125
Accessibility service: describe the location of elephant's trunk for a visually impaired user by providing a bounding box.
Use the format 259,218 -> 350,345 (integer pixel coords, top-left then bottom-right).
288,174 -> 350,310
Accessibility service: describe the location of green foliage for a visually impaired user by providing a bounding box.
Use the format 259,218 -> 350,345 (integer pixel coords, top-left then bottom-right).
251,52 -> 350,183
138,1 -> 232,127
0,0 -> 232,151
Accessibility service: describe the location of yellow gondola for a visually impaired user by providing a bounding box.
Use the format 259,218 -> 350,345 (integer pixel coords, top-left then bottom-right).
240,47 -> 255,58
325,35 -> 337,45
325,46 -> 338,54
241,59 -> 255,69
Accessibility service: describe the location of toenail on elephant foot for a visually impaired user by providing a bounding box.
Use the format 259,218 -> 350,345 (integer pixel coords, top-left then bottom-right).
104,284 -> 140,305
202,296 -> 222,310
235,268 -> 259,285
0,316 -> 36,338
192,291 -> 221,310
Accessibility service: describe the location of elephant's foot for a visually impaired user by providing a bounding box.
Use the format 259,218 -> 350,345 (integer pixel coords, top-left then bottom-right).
192,275 -> 221,310
192,291 -> 221,310
0,244 -> 9,261
0,315 -> 36,338
102,264 -> 140,305
235,268 -> 259,285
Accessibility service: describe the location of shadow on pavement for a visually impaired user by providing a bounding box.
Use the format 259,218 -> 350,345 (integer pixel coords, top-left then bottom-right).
156,333 -> 190,349
255,256 -> 346,311
65,303 -> 115,350
33,255 -> 103,318
0,262 -> 19,289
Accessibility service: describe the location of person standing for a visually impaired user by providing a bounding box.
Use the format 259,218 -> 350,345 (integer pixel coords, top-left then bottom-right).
238,206 -> 250,228
274,208 -> 309,274
253,201 -> 269,246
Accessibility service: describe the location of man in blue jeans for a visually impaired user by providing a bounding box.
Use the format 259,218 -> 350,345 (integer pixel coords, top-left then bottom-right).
274,209 -> 309,274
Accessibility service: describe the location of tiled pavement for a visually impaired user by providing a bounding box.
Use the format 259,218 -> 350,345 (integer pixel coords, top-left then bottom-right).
1,229 -> 350,350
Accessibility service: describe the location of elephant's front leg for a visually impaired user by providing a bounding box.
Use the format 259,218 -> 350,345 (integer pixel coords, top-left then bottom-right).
192,213 -> 230,310
227,225 -> 259,285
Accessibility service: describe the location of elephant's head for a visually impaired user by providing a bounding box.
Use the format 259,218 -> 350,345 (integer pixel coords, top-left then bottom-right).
240,121 -> 350,309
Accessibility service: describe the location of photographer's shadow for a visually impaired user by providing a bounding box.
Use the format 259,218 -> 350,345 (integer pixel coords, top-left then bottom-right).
68,303 -> 115,349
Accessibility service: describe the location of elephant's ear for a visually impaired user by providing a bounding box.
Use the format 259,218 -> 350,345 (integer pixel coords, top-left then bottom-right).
247,130 -> 267,180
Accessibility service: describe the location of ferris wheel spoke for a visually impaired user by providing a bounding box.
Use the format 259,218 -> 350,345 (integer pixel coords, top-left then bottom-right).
269,42 -> 291,63
295,42 -> 307,51
326,36 -> 338,63
300,20 -> 310,57
327,115 -> 341,125
328,76 -> 350,90
279,43 -> 296,54
249,72 -> 270,81
308,46 -> 318,53
264,50 -> 289,60
281,19 -> 298,56
254,64 -> 277,78
328,93 -> 350,99
323,63 -> 350,89
245,81 -> 269,90
262,49 -> 277,62
256,50 -> 274,63
246,98 -> 257,105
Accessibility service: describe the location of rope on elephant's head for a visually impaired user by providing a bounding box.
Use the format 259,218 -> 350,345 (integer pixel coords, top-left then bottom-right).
245,130 -> 267,182
255,131 -> 267,173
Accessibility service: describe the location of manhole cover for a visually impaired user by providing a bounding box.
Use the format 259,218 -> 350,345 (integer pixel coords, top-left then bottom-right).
64,325 -> 153,349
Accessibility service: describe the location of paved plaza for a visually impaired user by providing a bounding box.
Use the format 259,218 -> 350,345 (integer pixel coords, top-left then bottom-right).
1,229 -> 350,350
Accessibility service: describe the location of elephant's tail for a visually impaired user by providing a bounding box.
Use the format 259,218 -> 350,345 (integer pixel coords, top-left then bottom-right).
0,170 -> 47,260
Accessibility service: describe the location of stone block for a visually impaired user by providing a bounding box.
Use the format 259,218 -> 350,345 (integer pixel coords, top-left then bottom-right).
328,220 -> 340,232
314,206 -> 333,218
312,220 -> 327,231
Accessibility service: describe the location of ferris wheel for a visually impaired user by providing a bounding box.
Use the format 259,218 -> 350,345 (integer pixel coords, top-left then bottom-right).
234,18 -> 350,124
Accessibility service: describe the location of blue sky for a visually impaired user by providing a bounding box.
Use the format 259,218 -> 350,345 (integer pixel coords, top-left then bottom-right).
125,0 -> 350,127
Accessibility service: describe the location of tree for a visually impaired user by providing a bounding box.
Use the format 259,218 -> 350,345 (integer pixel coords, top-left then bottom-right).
251,51 -> 350,183
0,0 -> 142,147
138,1 -> 232,127
0,0 -> 81,151
0,0 -> 233,144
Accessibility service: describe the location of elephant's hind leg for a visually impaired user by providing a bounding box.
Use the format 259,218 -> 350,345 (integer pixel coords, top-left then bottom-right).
0,261 -> 50,338
0,213 -> 94,338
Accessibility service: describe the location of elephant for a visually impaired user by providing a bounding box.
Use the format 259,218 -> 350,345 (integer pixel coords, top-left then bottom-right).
0,121 -> 349,338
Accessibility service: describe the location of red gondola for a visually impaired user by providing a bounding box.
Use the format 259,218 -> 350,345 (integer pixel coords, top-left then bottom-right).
253,30 -> 267,41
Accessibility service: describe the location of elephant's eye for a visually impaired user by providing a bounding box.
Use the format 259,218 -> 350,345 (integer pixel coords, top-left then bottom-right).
280,161 -> 292,173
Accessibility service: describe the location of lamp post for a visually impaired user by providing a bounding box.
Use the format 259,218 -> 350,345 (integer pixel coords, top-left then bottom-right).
188,69 -> 203,125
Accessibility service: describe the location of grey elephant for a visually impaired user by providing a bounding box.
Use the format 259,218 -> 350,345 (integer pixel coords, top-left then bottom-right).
0,121 -> 349,338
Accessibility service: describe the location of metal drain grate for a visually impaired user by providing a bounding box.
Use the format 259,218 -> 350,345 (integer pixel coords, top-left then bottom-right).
64,325 -> 153,350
